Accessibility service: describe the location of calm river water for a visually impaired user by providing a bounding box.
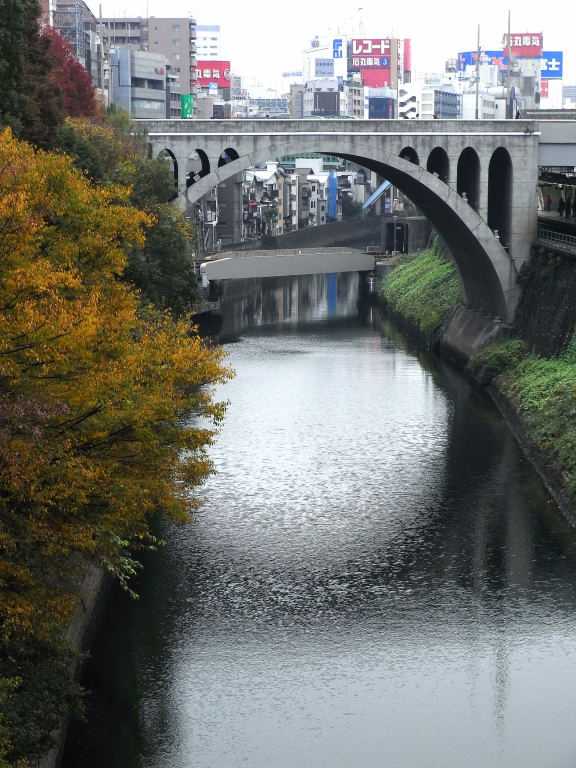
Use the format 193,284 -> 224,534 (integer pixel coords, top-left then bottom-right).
63,273 -> 576,768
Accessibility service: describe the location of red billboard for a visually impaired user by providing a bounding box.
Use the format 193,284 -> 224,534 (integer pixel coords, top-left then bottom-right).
402,39 -> 411,75
540,79 -> 549,98
502,33 -> 543,58
350,38 -> 391,86
195,60 -> 231,88
352,38 -> 391,57
361,69 -> 391,87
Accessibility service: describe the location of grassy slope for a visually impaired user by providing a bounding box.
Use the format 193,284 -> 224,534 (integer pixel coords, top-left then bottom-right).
379,243 -> 576,501
379,243 -> 461,339
469,336 -> 576,496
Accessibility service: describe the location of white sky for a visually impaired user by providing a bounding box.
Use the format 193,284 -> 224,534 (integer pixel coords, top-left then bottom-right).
97,0 -> 575,89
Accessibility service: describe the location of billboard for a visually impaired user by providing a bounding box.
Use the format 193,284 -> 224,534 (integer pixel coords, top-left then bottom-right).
457,50 -> 563,79
541,52 -> 563,78
403,39 -> 412,76
352,38 -> 391,56
351,39 -> 391,87
362,69 -> 391,87
315,58 -> 334,77
195,60 -> 231,88
368,97 -> 396,119
180,94 -> 194,118
502,32 -> 542,58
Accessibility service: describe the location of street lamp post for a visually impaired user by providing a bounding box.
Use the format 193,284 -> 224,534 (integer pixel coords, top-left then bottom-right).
393,214 -> 398,254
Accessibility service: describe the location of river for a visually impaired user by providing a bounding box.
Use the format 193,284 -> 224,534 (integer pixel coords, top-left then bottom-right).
62,273 -> 576,768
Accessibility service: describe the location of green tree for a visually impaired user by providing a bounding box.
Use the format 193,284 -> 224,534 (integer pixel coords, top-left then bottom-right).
54,116 -> 199,314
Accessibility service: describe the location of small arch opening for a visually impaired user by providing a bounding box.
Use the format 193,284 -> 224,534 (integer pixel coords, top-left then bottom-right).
186,148 -> 211,188
488,147 -> 512,247
157,148 -> 178,196
218,147 -> 240,168
457,147 -> 480,212
426,147 -> 449,183
399,146 -> 419,165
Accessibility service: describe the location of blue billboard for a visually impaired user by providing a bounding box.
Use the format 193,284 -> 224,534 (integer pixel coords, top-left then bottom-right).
541,52 -> 563,78
457,50 -> 563,78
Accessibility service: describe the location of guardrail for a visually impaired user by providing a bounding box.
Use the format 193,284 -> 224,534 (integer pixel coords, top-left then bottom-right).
537,226 -> 576,256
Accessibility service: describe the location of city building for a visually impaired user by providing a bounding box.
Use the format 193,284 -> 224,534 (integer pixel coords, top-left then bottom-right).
398,79 -> 462,119
109,48 -> 180,118
460,92 -> 497,119
364,86 -> 397,118
564,85 -> 576,107
289,84 -> 305,119
456,34 -> 564,112
196,24 -> 221,59
301,78 -> 367,119
303,79 -> 341,117
99,15 -> 198,97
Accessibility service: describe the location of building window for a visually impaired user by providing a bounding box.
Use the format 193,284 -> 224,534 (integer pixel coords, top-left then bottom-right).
172,39 -> 180,46
172,24 -> 180,31
132,98 -> 164,112
173,53 -> 180,60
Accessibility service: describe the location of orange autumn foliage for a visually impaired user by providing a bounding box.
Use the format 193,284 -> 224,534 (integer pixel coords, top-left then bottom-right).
0,127 -> 232,640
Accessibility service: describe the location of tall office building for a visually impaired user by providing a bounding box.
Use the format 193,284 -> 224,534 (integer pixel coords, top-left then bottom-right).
99,15 -> 198,95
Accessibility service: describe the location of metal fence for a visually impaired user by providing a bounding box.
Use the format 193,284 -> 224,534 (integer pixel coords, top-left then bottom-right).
537,226 -> 576,256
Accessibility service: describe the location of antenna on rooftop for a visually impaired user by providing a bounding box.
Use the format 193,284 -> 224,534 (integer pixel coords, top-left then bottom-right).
357,7 -> 364,37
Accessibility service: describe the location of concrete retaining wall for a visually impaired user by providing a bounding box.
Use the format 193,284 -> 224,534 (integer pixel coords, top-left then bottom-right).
227,215 -> 383,252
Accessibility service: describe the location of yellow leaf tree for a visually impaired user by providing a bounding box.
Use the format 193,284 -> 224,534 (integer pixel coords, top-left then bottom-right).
0,128 -> 232,764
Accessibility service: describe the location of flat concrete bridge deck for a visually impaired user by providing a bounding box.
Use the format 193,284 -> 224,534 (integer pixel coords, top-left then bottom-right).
200,247 -> 375,281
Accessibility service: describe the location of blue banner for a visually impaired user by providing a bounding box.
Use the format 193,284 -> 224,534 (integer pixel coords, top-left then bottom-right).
541,51 -> 563,79
457,50 -> 563,78
328,172 -> 338,220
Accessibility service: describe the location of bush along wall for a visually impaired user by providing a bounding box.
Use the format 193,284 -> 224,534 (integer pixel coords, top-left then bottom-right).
467,247 -> 576,512
378,237 -> 461,343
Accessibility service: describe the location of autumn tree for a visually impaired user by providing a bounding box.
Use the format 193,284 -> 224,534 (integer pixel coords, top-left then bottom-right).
0,1 -> 97,149
42,27 -> 97,118
0,127 -> 232,764
54,115 -> 200,314
0,0 -> 64,146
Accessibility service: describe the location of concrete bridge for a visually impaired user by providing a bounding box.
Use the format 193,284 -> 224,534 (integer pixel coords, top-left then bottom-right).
200,247 -> 375,282
136,118 -> 573,335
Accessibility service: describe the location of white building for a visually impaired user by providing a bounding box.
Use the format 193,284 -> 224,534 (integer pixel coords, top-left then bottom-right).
196,24 -> 221,59
460,92 -> 497,119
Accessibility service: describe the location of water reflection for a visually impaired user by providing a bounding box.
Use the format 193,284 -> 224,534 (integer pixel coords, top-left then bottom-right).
216,272 -> 361,339
63,274 -> 576,768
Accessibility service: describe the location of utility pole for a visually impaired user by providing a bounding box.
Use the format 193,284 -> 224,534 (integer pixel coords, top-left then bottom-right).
506,10 -> 512,117
474,24 -> 480,119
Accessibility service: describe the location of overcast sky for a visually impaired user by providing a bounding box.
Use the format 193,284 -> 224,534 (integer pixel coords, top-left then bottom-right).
97,0 -> 574,89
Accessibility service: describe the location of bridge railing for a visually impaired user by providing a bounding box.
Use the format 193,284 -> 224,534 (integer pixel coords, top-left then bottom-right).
203,247 -> 364,261
537,226 -> 576,257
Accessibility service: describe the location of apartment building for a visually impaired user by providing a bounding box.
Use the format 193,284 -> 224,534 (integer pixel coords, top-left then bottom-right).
99,15 -> 197,95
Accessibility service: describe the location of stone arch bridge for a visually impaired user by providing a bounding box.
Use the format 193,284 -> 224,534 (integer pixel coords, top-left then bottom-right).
137,118 -> 542,329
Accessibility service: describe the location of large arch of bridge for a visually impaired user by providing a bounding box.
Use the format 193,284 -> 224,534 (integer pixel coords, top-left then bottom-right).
154,137 -> 516,321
